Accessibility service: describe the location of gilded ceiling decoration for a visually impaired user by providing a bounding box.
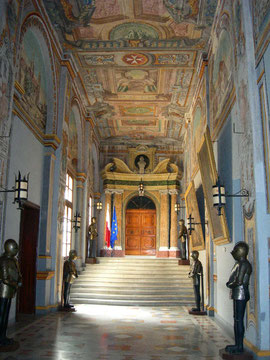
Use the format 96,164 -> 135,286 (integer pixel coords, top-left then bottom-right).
44,0 -> 218,145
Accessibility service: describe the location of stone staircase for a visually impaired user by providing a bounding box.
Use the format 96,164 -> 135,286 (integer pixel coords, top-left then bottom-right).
70,257 -> 194,306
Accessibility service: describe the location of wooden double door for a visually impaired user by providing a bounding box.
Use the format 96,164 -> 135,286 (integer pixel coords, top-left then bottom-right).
125,209 -> 156,255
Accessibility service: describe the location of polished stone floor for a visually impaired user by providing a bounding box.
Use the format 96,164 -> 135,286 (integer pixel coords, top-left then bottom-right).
3,305 -> 233,360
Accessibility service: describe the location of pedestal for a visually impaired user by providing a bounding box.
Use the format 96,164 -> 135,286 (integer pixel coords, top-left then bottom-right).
0,341 -> 20,352
178,259 -> 190,265
219,348 -> 253,359
59,306 -> 76,312
188,309 -> 207,316
86,257 -> 97,264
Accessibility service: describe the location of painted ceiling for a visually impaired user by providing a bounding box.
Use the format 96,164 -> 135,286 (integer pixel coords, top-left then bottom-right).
44,0 -> 217,146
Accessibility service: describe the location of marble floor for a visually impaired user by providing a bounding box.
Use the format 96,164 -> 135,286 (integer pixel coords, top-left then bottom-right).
3,305 -> 233,360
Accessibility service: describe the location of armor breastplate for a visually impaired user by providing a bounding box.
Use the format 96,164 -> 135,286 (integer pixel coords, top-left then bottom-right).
0,257 -> 20,298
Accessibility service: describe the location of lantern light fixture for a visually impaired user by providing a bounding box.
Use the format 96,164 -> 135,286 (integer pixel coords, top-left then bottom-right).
0,171 -> 29,210
174,202 -> 185,214
96,201 -> 102,211
72,211 -> 81,233
138,179 -> 144,197
187,214 -> 208,235
212,177 -> 249,216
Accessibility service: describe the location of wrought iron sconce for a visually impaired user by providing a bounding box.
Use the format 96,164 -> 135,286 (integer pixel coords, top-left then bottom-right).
138,179 -> 144,197
187,214 -> 208,235
96,201 -> 102,211
0,171 -> 29,209
72,211 -> 81,233
212,177 -> 249,216
174,202 -> 185,214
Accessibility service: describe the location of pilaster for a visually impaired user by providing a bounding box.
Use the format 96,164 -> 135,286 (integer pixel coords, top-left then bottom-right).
169,190 -> 180,258
157,190 -> 169,257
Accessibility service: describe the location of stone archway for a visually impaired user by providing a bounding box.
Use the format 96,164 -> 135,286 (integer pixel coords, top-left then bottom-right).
125,196 -> 156,256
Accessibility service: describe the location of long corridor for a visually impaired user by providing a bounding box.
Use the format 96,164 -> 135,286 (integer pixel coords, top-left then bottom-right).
4,305 -> 233,360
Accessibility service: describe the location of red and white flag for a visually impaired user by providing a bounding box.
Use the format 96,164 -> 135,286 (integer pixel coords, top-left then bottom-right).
105,203 -> 111,248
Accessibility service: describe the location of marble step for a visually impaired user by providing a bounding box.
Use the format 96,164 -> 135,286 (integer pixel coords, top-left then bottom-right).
70,293 -> 194,301
70,297 -> 192,306
72,282 -> 193,291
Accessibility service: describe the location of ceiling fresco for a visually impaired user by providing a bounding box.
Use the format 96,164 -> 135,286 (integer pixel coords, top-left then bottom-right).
44,0 -> 218,145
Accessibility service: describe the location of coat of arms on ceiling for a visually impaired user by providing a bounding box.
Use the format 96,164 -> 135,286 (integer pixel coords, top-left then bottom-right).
122,53 -> 149,66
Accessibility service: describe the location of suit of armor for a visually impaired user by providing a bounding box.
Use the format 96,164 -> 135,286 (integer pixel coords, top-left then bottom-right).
0,239 -> 22,346
188,251 -> 202,311
225,242 -> 252,355
178,219 -> 187,260
88,217 -> 98,258
63,250 -> 78,308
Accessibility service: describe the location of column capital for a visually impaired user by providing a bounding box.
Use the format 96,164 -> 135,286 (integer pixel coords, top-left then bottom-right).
169,189 -> 178,195
105,189 -> 124,195
159,189 -> 169,195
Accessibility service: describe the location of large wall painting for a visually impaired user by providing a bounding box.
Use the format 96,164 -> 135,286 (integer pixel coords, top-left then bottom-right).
18,29 -> 47,133
252,0 -> 270,58
68,109 -> 78,171
110,23 -> 159,41
0,0 -> 19,136
185,180 -> 205,251
116,69 -> 157,93
197,127 -> 230,245
244,213 -> 257,329
259,82 -> 270,212
209,27 -> 234,134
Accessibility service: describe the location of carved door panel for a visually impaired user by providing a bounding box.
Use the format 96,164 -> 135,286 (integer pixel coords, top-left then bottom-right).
125,210 -> 156,255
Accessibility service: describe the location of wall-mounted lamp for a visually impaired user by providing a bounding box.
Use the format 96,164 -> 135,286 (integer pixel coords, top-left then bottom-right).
187,214 -> 208,235
138,179 -> 144,197
72,211 -> 81,233
212,177 -> 249,216
0,171 -> 29,210
96,201 -> 102,211
175,202 -> 185,214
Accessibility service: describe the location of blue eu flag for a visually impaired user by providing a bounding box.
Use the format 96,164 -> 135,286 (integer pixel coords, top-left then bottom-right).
110,206 -> 118,248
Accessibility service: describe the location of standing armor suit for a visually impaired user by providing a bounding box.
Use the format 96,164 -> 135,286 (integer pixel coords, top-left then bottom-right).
178,219 -> 187,260
225,242 -> 252,354
188,250 -> 202,311
0,239 -> 22,346
63,250 -> 78,308
88,217 -> 98,258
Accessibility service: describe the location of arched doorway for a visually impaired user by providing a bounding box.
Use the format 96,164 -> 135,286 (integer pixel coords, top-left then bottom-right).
125,196 -> 156,256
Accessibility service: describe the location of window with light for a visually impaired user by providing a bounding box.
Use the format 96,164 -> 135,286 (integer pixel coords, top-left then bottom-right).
63,173 -> 73,257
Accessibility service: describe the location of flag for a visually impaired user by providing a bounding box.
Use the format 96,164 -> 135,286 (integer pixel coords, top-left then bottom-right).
110,206 -> 118,248
105,203 -> 111,248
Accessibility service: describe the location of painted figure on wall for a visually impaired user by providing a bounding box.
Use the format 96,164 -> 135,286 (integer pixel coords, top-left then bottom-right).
225,242 -> 252,355
18,30 -> 47,132
68,110 -> 78,171
210,28 -> 233,131
0,239 -> 22,349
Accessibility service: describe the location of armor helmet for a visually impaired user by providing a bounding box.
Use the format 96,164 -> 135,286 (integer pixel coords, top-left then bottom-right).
91,217 -> 96,223
231,241 -> 249,260
69,249 -> 78,260
191,250 -> 199,260
4,239 -> 19,257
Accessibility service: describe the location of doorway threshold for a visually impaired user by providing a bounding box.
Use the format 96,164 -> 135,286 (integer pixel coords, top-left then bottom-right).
125,255 -> 156,259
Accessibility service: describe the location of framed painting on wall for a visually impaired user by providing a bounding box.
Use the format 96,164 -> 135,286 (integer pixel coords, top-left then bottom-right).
185,180 -> 205,251
244,212 -> 257,329
197,127 -> 230,245
259,82 -> 270,213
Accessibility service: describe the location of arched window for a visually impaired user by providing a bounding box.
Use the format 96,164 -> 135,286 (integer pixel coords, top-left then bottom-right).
63,173 -> 74,257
